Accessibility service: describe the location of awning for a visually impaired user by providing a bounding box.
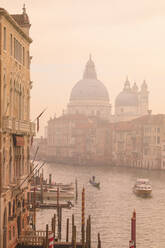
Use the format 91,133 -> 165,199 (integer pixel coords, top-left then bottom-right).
13,135 -> 24,147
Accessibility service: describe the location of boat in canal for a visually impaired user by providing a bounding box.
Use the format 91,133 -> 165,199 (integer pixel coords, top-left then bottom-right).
89,176 -> 100,188
133,178 -> 152,197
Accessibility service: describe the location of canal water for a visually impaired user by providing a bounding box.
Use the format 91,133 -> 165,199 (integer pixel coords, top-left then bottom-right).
36,162 -> 165,248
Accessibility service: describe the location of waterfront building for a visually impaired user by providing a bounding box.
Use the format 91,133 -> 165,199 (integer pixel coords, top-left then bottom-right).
112,114 -> 165,170
0,6 -> 35,248
45,114 -> 112,164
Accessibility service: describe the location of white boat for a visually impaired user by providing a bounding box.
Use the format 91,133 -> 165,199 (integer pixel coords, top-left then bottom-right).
133,178 -> 152,197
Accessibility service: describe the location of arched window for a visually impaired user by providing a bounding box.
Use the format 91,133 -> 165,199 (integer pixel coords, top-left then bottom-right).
13,80 -> 16,118
8,202 -> 11,217
27,146 -> 30,174
10,79 -> 12,116
22,87 -> 24,120
19,84 -> 22,120
3,147 -> 6,186
13,200 -> 15,216
22,147 -> 24,175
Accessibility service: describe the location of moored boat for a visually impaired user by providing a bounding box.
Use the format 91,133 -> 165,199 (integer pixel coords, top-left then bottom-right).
133,178 -> 152,197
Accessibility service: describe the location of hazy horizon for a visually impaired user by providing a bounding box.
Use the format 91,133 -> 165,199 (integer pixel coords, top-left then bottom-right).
1,0 -> 165,137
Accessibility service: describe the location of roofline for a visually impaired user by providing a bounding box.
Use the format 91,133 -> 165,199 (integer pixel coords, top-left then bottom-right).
0,8 -> 32,43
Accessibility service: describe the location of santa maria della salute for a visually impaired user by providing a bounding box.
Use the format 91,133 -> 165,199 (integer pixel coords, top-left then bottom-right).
67,55 -> 149,122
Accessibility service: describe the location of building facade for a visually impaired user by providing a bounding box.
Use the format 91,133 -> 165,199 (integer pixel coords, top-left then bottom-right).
44,114 -> 112,165
0,6 -> 35,248
112,114 -> 165,170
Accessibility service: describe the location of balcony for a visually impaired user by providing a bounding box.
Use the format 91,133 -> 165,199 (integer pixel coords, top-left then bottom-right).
2,117 -> 35,135
8,214 -> 16,221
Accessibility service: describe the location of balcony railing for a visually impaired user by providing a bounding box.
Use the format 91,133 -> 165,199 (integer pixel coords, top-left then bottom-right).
2,117 -> 35,135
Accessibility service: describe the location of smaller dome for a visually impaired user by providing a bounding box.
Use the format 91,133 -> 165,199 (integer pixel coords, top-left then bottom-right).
115,78 -> 138,106
115,91 -> 138,106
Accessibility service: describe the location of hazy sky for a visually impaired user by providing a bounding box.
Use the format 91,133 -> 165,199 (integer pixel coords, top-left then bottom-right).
1,0 -> 165,136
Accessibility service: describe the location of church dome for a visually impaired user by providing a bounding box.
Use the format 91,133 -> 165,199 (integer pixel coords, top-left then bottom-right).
70,56 -> 109,101
115,78 -> 138,106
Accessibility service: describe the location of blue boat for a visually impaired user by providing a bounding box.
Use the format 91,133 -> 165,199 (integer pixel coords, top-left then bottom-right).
89,176 -> 100,188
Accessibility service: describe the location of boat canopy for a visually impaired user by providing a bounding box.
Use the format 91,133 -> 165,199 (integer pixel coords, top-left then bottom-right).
136,178 -> 150,184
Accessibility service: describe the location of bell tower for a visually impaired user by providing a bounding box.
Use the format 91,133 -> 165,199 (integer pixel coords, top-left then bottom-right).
139,80 -> 149,115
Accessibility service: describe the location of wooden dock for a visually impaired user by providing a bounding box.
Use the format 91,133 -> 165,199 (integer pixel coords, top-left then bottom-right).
17,188 -> 103,248
34,202 -> 73,209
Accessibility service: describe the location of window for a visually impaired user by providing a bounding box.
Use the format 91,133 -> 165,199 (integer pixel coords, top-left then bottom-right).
22,218 -> 24,229
23,47 -> 25,65
13,200 -> 15,216
14,37 -> 23,63
3,27 -> 6,50
10,34 -> 12,55
9,229 -> 11,241
13,226 -> 15,237
8,202 -> 11,217
10,79 -> 12,116
3,74 -> 6,114
27,51 -> 29,68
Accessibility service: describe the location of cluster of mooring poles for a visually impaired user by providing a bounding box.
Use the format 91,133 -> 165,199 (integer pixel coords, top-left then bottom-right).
41,187 -> 102,248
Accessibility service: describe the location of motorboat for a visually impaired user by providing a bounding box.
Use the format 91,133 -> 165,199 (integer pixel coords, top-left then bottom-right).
133,178 -> 152,197
89,176 -> 100,188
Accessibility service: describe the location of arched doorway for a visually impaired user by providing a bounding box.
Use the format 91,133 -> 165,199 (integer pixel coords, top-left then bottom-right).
3,208 -> 7,248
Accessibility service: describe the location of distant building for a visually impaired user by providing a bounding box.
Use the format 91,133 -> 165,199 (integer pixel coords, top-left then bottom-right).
112,114 -> 165,170
67,56 -> 149,123
114,77 -> 149,122
0,6 -> 35,248
44,114 -> 112,164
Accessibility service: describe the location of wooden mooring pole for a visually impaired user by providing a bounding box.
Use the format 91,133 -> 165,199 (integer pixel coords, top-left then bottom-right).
75,178 -> 78,201
131,209 -> 136,248
97,233 -> 101,248
86,218 -> 89,248
46,224 -> 49,248
72,214 -> 75,245
33,186 -> 36,231
81,187 -> 85,248
66,218 -> 69,242
73,225 -> 77,248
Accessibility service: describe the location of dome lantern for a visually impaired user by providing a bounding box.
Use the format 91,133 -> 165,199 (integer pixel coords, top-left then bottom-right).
83,54 -> 97,80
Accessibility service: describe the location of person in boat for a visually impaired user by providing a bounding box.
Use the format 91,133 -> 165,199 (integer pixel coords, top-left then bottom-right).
92,176 -> 95,182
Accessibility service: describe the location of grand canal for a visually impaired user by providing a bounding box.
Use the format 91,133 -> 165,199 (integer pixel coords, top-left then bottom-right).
36,162 -> 165,248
